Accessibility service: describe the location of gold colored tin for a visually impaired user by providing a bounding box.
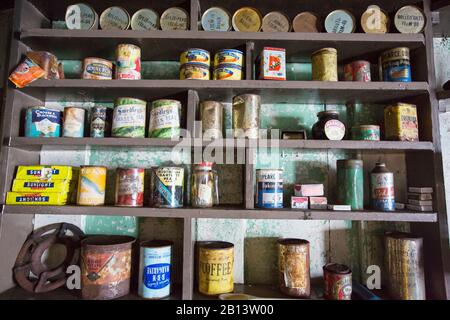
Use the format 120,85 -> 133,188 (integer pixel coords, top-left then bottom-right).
213,64 -> 243,80
381,47 -> 410,63
361,5 -> 390,34
232,94 -> 261,139
77,166 -> 107,206
180,49 -> 211,67
180,63 -> 210,80
384,102 -> 419,141
311,48 -> 338,81
262,11 -> 291,32
232,7 -> 262,32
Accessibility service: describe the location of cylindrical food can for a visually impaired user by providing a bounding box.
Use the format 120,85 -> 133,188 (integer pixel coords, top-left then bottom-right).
151,167 -> 184,208
131,8 -> 160,31
385,232 -> 426,300
325,9 -> 356,33
344,60 -> 371,82
116,44 -> 141,80
115,168 -> 145,207
337,160 -> 364,210
394,5 -> 426,34
112,97 -> 147,138
262,11 -> 291,33
149,99 -> 181,139
138,240 -> 173,300
351,125 -> 381,141
65,3 -> 98,30
81,235 -> 135,300
198,242 -> 234,296
201,101 -> 223,139
99,7 -> 130,30
180,62 -> 210,80
160,7 -> 189,31
232,7 -> 262,32
213,64 -> 243,80
312,48 -> 338,81
278,238 -> 310,298
323,263 -> 352,300
232,94 -> 261,139
381,47 -> 411,82
90,106 -> 112,138
25,107 -> 61,138
77,166 -> 107,206
180,49 -> 210,67
63,107 -> 85,138
214,49 -> 244,68
201,7 -> 231,32
292,12 -> 320,33
82,58 -> 113,80
256,169 -> 283,209
370,163 -> 395,211
361,5 -> 390,34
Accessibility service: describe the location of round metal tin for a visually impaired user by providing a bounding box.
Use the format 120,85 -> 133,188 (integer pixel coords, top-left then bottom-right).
160,7 -> 189,31
324,9 -> 356,33
77,166 -> 107,206
292,11 -> 320,33
65,3 -> 98,30
361,5 -> 390,34
25,106 -> 61,138
180,62 -> 210,80
131,8 -> 160,31
201,7 -> 231,32
394,5 -> 426,34
115,168 -> 145,207
232,7 -> 262,32
63,107 -> 85,138
180,48 -> 211,67
83,58 -> 113,80
323,263 -> 352,300
214,49 -> 244,68
213,64 -> 243,80
262,11 -> 291,32
256,169 -> 283,209
99,7 -> 130,30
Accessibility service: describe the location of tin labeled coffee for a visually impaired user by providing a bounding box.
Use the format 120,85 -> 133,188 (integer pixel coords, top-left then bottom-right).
25,107 -> 61,138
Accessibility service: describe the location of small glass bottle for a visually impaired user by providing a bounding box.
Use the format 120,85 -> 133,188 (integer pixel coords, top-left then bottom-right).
191,162 -> 219,208
312,110 -> 346,140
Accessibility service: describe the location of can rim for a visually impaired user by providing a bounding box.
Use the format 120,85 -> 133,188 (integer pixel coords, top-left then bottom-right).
140,239 -> 174,248
323,263 -> 352,274
198,241 -> 234,249
215,49 -> 244,55
385,231 -> 423,241
82,235 -> 136,247
232,7 -> 262,32
312,47 -> 338,56
115,97 -> 147,104
277,238 -> 309,246
337,159 -> 363,167
83,57 -> 113,65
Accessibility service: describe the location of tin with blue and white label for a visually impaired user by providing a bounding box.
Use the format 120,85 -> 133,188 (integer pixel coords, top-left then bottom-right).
138,240 -> 173,299
256,169 -> 284,209
25,107 -> 62,138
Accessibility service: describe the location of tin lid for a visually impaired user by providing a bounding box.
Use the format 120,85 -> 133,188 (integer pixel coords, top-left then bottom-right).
337,159 -> 363,168
277,238 -> 309,246
361,5 -> 390,34
131,8 -> 160,31
198,241 -> 234,249
66,3 -> 98,30
323,263 -> 351,274
140,240 -> 174,248
84,57 -> 113,66
394,5 -> 426,34
82,235 -> 136,247
312,47 -> 338,56
292,12 -> 320,33
262,11 -> 291,33
100,7 -> 130,30
160,7 -> 189,31
317,110 -> 339,118
201,7 -> 231,32
324,9 -> 356,33
381,47 -> 410,62
232,7 -> 262,32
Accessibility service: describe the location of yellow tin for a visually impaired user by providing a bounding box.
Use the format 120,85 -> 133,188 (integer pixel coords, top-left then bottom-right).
214,49 -> 244,68
77,166 -> 107,206
180,63 -> 210,80
12,179 -> 72,193
361,5 -> 390,34
198,242 -> 234,296
384,103 -> 419,141
6,192 -> 68,205
232,7 -> 262,32
15,166 -> 73,181
312,48 -> 338,81
213,64 -> 243,80
180,49 -> 210,67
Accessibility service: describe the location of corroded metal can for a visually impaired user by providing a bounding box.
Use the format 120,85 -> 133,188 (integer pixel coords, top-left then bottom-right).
344,60 -> 371,82
180,49 -> 210,67
232,94 -> 261,139
381,47 -> 411,82
149,99 -> 181,139
160,7 -> 189,31
323,263 -> 352,300
292,12 -> 320,33
63,107 -> 85,138
351,125 -> 381,141
116,44 -> 141,80
100,7 -> 130,30
256,169 -> 283,209
312,48 -> 338,81
385,232 -> 426,300
370,163 -> 395,211
200,101 -> 223,139
112,97 -> 147,138
337,160 -> 364,210
384,103 -> 419,141
81,235 -> 135,300
90,106 -> 112,138
115,168 -> 145,207
180,62 -> 210,80
77,166 -> 107,206
278,238 -> 310,298
151,167 -> 184,208
198,241 -> 234,296
83,58 -> 113,80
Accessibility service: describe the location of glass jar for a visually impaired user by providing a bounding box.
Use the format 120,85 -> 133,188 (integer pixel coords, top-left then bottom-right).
312,110 -> 346,140
191,162 -> 219,208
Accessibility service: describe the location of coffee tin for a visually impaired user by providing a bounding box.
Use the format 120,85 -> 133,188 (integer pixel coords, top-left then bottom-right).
77,166 -> 107,206
201,7 -> 231,32
213,64 -> 243,80
180,49 -> 210,67
115,168 -> 145,207
312,48 -> 338,81
148,99 -> 181,139
381,47 -> 411,82
160,7 -> 189,31
83,58 -> 113,80
25,107 -> 61,138
292,12 -> 320,33
65,3 -> 98,30
351,125 -> 381,141
256,169 -> 283,209
384,103 -> 419,141
361,5 -> 390,34
214,49 -> 244,68
262,11 -> 291,33
370,163 -> 395,211
100,7 -> 130,30
180,62 -> 210,80
151,167 -> 184,208
344,60 -> 371,82
325,10 -> 356,33
232,7 -> 262,32
131,9 -> 160,31
394,5 -> 426,34
112,97 -> 147,138
63,107 -> 85,138
116,44 -> 141,80
90,106 -> 112,138
323,263 -> 352,300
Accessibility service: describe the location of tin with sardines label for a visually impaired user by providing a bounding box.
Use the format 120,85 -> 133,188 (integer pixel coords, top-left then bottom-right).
112,98 -> 147,138
180,49 -> 210,67
213,64 -> 243,80
90,106 -> 112,138
63,107 -> 86,138
25,107 -> 61,138
214,49 -> 244,68
149,100 -> 181,139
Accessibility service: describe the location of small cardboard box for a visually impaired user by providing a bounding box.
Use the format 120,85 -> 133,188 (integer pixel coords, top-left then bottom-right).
291,196 -> 309,209
294,184 -> 324,197
258,47 -> 286,81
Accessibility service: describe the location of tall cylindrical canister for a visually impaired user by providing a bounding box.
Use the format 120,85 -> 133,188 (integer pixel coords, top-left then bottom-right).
312,48 -> 338,81
278,238 -> 310,298
112,97 -> 147,138
370,163 -> 395,211
148,99 -> 182,139
198,241 -> 234,296
63,107 -> 85,138
200,101 -> 223,139
381,47 -> 411,82
336,159 -> 364,210
138,240 -> 173,299
232,94 -> 261,139
90,106 -> 112,138
384,232 -> 425,300
25,106 -> 62,138
77,166 -> 107,206
256,169 -> 283,209
116,44 -> 141,80
151,167 -> 184,208
115,168 -> 145,207
81,235 -> 136,300
323,263 -> 352,300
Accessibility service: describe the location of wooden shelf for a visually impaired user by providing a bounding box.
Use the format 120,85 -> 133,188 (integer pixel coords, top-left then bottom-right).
437,90 -> 450,100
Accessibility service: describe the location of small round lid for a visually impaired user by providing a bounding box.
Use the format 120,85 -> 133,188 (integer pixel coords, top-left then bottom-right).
318,110 -> 339,118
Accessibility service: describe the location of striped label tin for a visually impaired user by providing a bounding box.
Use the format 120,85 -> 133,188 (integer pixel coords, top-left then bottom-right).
370,163 -> 395,211
256,169 -> 283,208
148,99 -> 181,138
112,98 -> 147,138
180,62 -> 210,80
25,107 -> 61,138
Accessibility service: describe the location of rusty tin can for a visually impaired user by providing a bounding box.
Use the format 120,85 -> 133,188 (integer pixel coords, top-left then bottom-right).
81,235 -> 136,300
292,12 -> 320,33
278,238 -> 310,298
385,232 -> 426,300
116,44 -> 141,80
312,48 -> 338,81
77,166 -> 107,206
323,263 -> 352,300
83,57 -> 113,80
201,101 -> 223,139
384,102 -> 419,141
198,241 -> 234,296
232,94 -> 261,139
115,168 -> 145,207
344,60 -> 371,82
63,107 -> 86,138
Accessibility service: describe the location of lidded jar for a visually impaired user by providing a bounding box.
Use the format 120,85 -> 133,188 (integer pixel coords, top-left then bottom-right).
312,110 -> 346,140
191,162 -> 219,208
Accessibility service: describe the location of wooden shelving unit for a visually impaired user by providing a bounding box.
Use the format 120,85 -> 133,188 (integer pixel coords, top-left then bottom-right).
0,0 -> 448,300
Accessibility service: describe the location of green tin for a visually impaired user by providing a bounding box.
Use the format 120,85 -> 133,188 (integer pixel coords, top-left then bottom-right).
351,125 -> 380,141
112,97 -> 147,138
337,159 -> 364,210
148,99 -> 181,139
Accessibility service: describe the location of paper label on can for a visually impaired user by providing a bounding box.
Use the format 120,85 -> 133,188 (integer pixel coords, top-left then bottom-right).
150,105 -> 180,131
82,250 -> 132,285
214,66 -> 242,80
63,109 -> 85,138
215,50 -> 244,66
30,108 -> 61,137
261,49 -> 286,80
202,8 -> 230,31
112,104 -> 146,137
279,246 -> 309,290
84,62 -> 113,79
325,11 -> 354,33
324,120 -> 345,140
66,4 -> 96,30
199,248 -> 234,295
144,263 -> 171,290
118,173 -> 144,196
139,246 -> 172,298
371,172 -> 395,211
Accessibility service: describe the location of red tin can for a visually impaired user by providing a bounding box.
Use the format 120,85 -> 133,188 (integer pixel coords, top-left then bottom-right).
115,168 -> 145,207
344,60 -> 371,82
323,263 -> 352,300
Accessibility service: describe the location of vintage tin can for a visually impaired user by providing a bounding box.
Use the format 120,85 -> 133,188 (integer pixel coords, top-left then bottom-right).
344,60 -> 371,82
258,47 -> 286,81
256,169 -> 283,209
337,160 -> 364,210
180,49 -> 210,67
351,125 -> 381,141
112,97 -> 147,138
323,263 -> 352,300
180,62 -> 210,80
262,11 -> 291,33
370,163 -> 395,211
232,7 -> 262,32
116,44 -> 141,80
131,8 -> 160,31
198,242 -> 234,296
213,64 -> 243,80
325,9 -> 356,33
115,168 -> 145,207
151,167 -> 184,208
81,235 -> 135,300
293,12 -> 320,33
100,7 -> 130,30
201,7 -> 231,32
381,47 -> 411,82
232,94 -> 261,139
82,58 -> 113,80
90,106 -> 112,138
384,103 -> 419,141
77,166 -> 107,206
25,107 -> 61,138
160,7 -> 189,31
312,48 -> 338,81
138,240 -> 173,299
201,101 -> 223,139
214,49 -> 244,68
65,3 -> 98,30
385,232 -> 426,300
278,239 -> 310,298
361,5 -> 390,34
394,5 -> 426,34
63,107 -> 85,138
149,99 -> 181,139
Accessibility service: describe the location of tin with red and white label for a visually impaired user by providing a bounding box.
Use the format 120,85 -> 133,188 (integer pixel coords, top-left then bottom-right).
116,44 -> 141,80
323,263 -> 352,300
344,61 -> 371,82
370,163 -> 395,212
115,168 -> 145,207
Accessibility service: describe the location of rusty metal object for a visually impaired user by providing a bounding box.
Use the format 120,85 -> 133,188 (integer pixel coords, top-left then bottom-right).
13,223 -> 84,293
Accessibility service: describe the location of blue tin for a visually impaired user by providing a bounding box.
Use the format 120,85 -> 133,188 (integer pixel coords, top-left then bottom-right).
138,240 -> 173,299
381,47 -> 412,82
25,107 -> 61,137
256,169 -> 283,209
